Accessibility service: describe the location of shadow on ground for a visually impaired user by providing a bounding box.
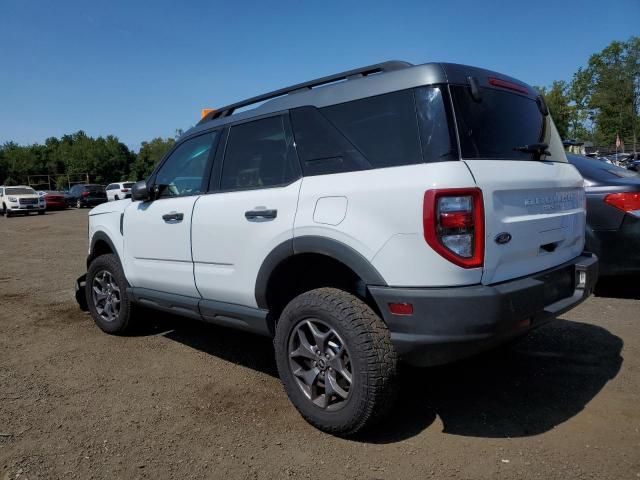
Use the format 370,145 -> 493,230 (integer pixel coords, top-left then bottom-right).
594,275 -> 640,300
132,310 -> 623,443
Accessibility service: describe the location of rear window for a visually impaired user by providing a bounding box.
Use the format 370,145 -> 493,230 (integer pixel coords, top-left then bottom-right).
450,85 -> 566,162
123,183 -> 134,188
6,187 -> 36,195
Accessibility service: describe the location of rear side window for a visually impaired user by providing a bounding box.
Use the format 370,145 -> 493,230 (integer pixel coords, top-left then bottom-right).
221,116 -> 299,190
321,89 -> 422,169
450,85 -> 566,162
291,88 -> 456,176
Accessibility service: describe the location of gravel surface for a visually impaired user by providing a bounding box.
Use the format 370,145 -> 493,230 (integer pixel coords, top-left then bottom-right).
1,208 -> 639,479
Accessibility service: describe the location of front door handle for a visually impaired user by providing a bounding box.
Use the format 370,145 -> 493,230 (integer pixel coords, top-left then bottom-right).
162,211 -> 184,223
245,209 -> 278,220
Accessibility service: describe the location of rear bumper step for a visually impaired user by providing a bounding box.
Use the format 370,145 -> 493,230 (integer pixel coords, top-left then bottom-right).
369,252 -> 598,366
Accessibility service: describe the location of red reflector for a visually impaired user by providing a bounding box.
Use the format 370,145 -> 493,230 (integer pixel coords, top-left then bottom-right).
488,77 -> 529,95
440,211 -> 474,229
604,192 -> 640,212
82,191 -> 89,197
388,303 -> 413,316
122,189 -> 130,192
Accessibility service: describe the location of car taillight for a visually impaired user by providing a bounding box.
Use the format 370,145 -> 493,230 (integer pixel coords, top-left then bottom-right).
604,192 -> 640,216
121,188 -> 130,192
423,188 -> 484,268
82,191 -> 89,197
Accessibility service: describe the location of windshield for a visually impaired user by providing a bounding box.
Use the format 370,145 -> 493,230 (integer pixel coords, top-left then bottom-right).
6,187 -> 36,195
450,85 -> 566,162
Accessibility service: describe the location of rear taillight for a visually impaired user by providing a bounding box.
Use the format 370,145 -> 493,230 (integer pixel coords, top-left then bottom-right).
121,188 -> 130,192
82,191 -> 89,197
604,192 -> 640,216
424,188 -> 484,268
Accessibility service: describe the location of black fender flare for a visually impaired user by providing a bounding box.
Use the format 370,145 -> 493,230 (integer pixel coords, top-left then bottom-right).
87,231 -> 120,268
254,235 -> 387,309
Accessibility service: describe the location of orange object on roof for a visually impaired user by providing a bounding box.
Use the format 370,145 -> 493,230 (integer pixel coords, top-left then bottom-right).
201,108 -> 216,119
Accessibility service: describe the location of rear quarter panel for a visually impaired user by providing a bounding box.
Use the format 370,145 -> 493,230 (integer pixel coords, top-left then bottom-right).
294,162 -> 483,287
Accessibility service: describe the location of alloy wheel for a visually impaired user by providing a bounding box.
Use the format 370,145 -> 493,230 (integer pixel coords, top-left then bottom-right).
91,270 -> 121,323
288,319 -> 353,411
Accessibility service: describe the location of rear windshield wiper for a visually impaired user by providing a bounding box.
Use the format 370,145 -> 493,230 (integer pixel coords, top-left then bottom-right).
514,143 -> 551,159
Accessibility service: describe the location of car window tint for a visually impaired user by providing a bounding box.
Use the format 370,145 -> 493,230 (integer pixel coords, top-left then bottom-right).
321,89 -> 423,169
221,116 -> 298,190
155,132 -> 218,198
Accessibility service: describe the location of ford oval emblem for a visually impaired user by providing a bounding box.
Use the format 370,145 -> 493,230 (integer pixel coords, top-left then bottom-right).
495,232 -> 512,245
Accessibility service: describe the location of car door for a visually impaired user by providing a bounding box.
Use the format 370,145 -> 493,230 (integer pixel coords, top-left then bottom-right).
192,114 -> 302,308
123,130 -> 220,297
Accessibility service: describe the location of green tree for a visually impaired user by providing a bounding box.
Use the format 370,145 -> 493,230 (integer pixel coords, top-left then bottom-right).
582,37 -> 640,150
131,137 -> 175,180
536,80 -> 573,140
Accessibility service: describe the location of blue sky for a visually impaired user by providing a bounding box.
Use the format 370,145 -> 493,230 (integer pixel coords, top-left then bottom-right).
1,0 -> 638,151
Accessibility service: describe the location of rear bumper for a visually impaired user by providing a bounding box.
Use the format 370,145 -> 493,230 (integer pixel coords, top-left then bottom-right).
369,253 -> 598,367
588,215 -> 640,276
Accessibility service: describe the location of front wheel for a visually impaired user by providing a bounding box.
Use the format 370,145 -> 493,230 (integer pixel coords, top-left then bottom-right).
274,288 -> 397,435
38,210 -> 45,215
86,254 -> 134,334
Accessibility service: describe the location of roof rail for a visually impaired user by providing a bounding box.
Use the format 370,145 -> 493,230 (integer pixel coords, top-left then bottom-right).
199,60 -> 413,124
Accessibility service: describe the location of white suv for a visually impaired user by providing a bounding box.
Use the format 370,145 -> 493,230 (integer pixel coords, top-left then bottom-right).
75,61 -> 597,435
105,182 -> 135,201
1,185 -> 46,217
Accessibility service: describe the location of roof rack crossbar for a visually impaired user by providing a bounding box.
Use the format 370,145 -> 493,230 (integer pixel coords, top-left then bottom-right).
199,60 -> 412,124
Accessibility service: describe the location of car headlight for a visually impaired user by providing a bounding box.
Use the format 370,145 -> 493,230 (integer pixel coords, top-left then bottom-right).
8,197 -> 17,202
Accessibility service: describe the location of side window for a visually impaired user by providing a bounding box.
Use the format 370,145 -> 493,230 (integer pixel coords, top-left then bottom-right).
290,89 -> 424,176
221,116 -> 299,190
415,86 -> 458,162
290,107 -> 368,176
106,184 -> 113,190
322,90 -> 422,169
155,131 -> 218,198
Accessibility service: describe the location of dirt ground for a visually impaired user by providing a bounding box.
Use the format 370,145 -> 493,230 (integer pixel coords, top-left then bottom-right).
1,208 -> 638,480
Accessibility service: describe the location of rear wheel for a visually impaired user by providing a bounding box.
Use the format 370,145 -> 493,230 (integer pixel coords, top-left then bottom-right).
86,254 -> 134,334
115,195 -> 119,201
274,288 -> 397,435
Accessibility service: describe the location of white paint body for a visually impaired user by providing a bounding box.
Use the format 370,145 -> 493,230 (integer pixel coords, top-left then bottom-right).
88,158 -> 586,308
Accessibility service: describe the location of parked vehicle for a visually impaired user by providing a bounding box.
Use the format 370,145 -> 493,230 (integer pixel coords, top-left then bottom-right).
38,190 -> 67,210
65,184 -> 107,208
568,154 -> 640,276
75,61 -> 597,435
0,185 -> 46,216
106,182 -> 135,201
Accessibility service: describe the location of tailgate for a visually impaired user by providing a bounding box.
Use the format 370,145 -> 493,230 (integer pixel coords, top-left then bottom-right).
466,160 -> 586,284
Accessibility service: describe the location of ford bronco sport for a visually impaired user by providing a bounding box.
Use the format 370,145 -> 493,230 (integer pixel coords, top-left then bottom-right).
75,61 -> 597,434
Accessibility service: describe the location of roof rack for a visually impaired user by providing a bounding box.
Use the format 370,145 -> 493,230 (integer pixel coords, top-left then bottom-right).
199,60 -> 413,124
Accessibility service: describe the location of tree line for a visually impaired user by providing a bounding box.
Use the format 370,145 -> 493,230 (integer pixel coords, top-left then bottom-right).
0,131 -> 179,189
535,36 -> 639,151
2,36 -> 638,188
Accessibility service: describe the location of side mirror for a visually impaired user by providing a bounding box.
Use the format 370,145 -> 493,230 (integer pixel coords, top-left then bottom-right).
131,180 -> 150,201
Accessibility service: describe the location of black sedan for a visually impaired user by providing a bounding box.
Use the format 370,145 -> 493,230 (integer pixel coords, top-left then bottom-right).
65,184 -> 108,208
568,154 -> 640,276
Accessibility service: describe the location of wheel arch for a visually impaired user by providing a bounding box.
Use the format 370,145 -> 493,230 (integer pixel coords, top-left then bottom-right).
255,236 -> 388,321
87,231 -> 120,268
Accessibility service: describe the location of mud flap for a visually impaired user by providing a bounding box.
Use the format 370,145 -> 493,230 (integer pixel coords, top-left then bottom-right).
75,274 -> 88,311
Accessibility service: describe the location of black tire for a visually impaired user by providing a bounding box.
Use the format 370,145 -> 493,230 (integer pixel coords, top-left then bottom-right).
38,210 -> 45,215
86,254 -> 134,335
114,195 -> 119,201
274,287 -> 397,435
4,205 -> 12,218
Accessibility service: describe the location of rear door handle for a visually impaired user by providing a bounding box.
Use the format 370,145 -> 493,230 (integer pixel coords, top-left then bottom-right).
162,211 -> 184,223
245,209 -> 278,220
